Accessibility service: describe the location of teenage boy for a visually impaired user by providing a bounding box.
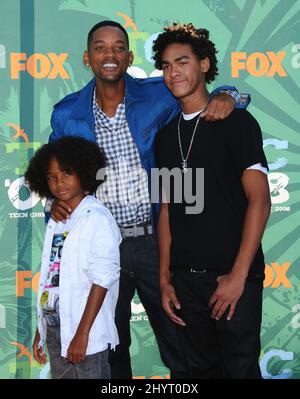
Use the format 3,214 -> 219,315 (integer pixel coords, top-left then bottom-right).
154,23 -> 271,378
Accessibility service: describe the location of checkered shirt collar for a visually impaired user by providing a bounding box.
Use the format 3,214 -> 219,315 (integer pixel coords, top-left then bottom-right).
92,89 -> 127,132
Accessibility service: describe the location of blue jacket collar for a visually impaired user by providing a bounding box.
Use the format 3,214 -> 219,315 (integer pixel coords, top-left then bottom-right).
70,73 -> 150,122
124,72 -> 150,105
70,78 -> 95,121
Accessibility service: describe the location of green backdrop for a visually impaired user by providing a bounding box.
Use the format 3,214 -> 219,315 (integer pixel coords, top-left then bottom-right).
0,0 -> 299,379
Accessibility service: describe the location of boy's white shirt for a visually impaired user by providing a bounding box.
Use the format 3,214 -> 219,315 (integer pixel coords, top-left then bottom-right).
37,195 -> 122,357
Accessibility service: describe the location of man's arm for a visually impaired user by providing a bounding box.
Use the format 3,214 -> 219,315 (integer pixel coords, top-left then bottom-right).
208,170 -> 271,320
49,199 -> 73,223
210,85 -> 250,109
202,86 -> 250,122
158,202 -> 186,326
48,105 -> 65,143
67,284 -> 107,364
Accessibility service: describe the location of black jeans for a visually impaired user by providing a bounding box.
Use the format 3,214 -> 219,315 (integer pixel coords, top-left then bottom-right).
109,235 -> 187,378
172,268 -> 263,379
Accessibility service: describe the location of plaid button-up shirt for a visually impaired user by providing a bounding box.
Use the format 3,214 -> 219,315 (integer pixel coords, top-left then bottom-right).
93,90 -> 151,227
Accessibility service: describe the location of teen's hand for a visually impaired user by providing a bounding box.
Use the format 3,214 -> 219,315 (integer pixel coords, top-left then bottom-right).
32,328 -> 47,365
208,273 -> 245,321
67,332 -> 89,364
51,199 -> 72,223
160,282 -> 186,326
201,93 -> 235,122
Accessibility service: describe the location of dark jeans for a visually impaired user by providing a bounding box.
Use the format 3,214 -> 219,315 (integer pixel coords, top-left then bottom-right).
109,235 -> 187,378
172,268 -> 263,379
46,325 -> 111,379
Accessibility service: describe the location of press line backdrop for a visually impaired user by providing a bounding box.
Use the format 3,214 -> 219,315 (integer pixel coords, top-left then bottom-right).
0,0 -> 299,379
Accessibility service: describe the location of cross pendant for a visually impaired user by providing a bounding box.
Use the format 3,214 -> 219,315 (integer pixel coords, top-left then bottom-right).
182,160 -> 188,174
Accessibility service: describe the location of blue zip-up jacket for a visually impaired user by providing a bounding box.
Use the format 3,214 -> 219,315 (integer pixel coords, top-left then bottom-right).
49,73 -> 249,227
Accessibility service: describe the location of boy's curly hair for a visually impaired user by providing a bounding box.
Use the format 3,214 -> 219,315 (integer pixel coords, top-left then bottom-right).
25,136 -> 106,199
152,23 -> 218,84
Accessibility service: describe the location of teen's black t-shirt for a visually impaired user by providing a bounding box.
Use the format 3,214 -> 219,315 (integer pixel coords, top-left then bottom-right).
156,109 -> 269,280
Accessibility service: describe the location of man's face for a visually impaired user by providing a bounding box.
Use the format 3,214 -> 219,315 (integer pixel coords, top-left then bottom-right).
84,26 -> 133,84
161,43 -> 209,99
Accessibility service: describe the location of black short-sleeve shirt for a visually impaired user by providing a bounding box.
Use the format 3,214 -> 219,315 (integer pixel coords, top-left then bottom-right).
156,109 -> 268,280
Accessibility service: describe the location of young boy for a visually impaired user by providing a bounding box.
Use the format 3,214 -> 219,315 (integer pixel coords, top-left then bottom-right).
25,136 -> 122,379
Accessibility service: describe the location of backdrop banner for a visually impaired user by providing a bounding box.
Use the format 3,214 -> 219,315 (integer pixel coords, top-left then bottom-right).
0,0 -> 299,379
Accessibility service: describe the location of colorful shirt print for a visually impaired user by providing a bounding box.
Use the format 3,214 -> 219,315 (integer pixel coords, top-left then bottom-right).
40,228 -> 68,323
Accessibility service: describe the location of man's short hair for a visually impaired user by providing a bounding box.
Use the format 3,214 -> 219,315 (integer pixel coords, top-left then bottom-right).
87,20 -> 129,50
152,23 -> 219,84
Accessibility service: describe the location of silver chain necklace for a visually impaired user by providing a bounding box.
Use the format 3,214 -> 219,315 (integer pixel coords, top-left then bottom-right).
177,109 -> 204,174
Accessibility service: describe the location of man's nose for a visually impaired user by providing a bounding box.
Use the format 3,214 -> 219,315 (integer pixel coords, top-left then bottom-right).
103,47 -> 117,56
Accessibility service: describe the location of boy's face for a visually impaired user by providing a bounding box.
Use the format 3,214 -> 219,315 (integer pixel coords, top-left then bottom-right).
161,43 -> 209,100
47,157 -> 85,209
83,26 -> 134,84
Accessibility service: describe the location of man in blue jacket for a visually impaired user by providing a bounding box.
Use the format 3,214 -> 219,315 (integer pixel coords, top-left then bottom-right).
49,20 -> 250,378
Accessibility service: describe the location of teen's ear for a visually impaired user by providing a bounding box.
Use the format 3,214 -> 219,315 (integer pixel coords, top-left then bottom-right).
83,51 -> 90,67
200,57 -> 210,73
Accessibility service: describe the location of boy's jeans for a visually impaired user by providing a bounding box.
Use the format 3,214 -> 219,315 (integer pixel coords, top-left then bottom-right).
46,324 -> 110,379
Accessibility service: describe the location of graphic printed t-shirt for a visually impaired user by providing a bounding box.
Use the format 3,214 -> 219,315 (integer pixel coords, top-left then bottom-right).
40,222 -> 69,324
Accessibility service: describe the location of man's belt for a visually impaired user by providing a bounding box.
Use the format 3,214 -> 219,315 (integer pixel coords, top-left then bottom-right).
171,265 -> 207,274
119,222 -> 152,238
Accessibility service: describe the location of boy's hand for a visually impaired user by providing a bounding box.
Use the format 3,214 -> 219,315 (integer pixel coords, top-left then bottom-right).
32,329 -> 47,365
208,273 -> 245,321
201,93 -> 235,122
51,199 -> 72,223
161,281 -> 186,326
67,332 -> 89,364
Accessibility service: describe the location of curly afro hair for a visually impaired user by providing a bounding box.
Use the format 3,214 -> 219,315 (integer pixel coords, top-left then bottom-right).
25,136 -> 106,199
152,23 -> 218,84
